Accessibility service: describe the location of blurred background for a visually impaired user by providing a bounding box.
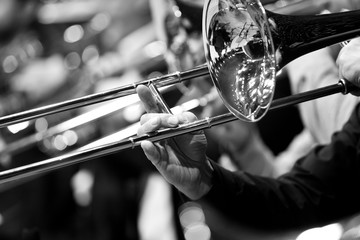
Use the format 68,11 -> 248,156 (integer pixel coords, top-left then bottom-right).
0,0 -> 359,239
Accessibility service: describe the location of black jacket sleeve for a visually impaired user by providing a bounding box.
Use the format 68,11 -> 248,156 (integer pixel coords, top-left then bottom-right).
203,103 -> 360,230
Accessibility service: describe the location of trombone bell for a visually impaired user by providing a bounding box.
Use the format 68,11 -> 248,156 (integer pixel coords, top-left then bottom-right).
203,0 -> 360,122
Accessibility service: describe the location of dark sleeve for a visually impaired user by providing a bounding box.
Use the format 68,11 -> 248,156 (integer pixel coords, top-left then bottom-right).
203,103 -> 360,230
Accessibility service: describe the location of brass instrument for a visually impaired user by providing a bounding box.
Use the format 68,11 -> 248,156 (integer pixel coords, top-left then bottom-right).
0,0 -> 359,185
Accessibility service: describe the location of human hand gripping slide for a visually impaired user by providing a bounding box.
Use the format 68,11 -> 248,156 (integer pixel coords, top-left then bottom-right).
136,85 -> 214,200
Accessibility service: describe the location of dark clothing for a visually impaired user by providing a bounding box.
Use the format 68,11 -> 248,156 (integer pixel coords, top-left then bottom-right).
205,102 -> 360,230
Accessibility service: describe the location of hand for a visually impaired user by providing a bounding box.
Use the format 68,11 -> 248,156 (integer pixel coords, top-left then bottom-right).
136,85 -> 213,200
337,38 -> 360,95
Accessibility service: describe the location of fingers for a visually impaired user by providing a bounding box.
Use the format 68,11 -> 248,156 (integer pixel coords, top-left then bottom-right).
140,141 -> 162,165
136,84 -> 199,122
137,112 -> 198,136
137,114 -> 177,136
337,39 -> 360,80
136,85 -> 161,113
337,39 -> 360,95
139,113 -> 177,125
182,111 -> 198,123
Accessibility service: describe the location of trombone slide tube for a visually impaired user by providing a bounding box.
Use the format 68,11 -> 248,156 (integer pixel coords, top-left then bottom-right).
0,80 -> 354,185
0,64 -> 209,128
0,114 -> 235,185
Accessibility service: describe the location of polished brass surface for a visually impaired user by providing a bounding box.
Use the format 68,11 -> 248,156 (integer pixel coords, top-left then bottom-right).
203,0 -> 360,121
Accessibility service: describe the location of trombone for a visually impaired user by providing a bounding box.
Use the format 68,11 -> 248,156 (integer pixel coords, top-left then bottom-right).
0,0 -> 359,185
